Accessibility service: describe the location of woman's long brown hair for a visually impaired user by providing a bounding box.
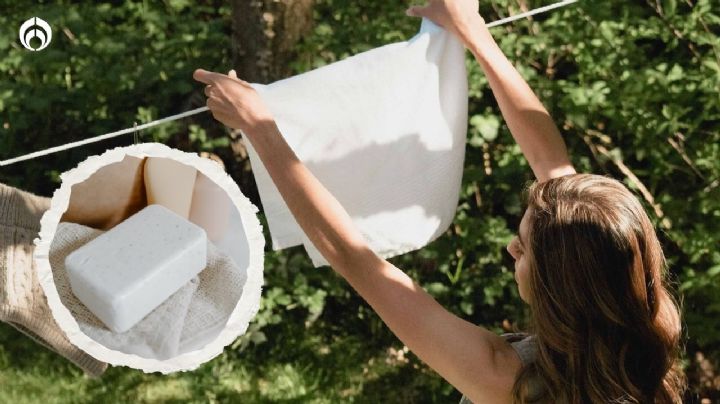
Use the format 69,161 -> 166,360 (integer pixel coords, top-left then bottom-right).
511,173 -> 686,403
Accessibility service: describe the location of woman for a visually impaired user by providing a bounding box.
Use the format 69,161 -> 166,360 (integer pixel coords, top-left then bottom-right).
193,0 -> 686,402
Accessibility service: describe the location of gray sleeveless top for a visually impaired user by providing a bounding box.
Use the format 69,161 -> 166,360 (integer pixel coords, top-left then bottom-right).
458,333 -> 544,403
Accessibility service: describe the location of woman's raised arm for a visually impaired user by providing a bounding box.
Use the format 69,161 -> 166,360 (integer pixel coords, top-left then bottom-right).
193,68 -> 521,403
407,0 -> 577,183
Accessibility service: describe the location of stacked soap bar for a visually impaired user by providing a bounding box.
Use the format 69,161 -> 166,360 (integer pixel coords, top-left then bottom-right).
65,204 -> 207,333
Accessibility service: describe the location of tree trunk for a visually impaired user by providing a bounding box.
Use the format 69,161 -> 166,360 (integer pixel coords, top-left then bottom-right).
231,0 -> 315,84
227,0 -> 315,210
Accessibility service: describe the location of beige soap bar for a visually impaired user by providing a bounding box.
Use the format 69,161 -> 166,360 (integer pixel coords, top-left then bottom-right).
144,157 -> 197,219
188,172 -> 231,243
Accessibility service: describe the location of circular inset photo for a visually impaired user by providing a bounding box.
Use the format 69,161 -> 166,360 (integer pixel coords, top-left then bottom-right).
32,143 -> 264,374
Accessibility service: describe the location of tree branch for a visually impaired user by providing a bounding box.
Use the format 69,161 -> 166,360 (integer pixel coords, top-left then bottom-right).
581,128 -> 671,230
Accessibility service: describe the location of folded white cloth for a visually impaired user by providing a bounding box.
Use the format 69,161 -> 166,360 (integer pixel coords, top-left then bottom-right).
242,18 -> 468,267
178,236 -> 246,353
49,221 -> 244,360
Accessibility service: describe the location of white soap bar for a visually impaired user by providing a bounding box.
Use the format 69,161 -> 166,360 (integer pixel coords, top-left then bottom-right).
64,204 -> 207,333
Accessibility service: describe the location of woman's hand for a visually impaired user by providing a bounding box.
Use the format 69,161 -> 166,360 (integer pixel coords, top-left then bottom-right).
193,68 -> 274,133
405,0 -> 484,47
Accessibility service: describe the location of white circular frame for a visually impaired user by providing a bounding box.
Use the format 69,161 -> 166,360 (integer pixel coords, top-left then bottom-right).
32,143 -> 265,374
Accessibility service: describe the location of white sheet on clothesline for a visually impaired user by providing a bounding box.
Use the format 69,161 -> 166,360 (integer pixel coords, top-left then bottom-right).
242,18 -> 468,267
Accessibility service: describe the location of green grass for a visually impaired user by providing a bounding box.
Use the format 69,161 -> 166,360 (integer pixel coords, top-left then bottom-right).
0,253 -> 461,404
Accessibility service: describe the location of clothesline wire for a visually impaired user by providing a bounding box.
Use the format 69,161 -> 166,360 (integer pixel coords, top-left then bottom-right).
0,107 -> 209,167
0,0 -> 579,167
485,0 -> 578,27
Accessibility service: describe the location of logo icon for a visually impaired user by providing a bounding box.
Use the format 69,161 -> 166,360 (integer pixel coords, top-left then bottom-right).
19,17 -> 52,51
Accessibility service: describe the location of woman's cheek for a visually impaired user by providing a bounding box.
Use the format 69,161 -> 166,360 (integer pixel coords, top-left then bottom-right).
516,259 -> 530,301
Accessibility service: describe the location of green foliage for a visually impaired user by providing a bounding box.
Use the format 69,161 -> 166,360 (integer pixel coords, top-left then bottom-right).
1,0 -> 719,402
0,0 -> 232,190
